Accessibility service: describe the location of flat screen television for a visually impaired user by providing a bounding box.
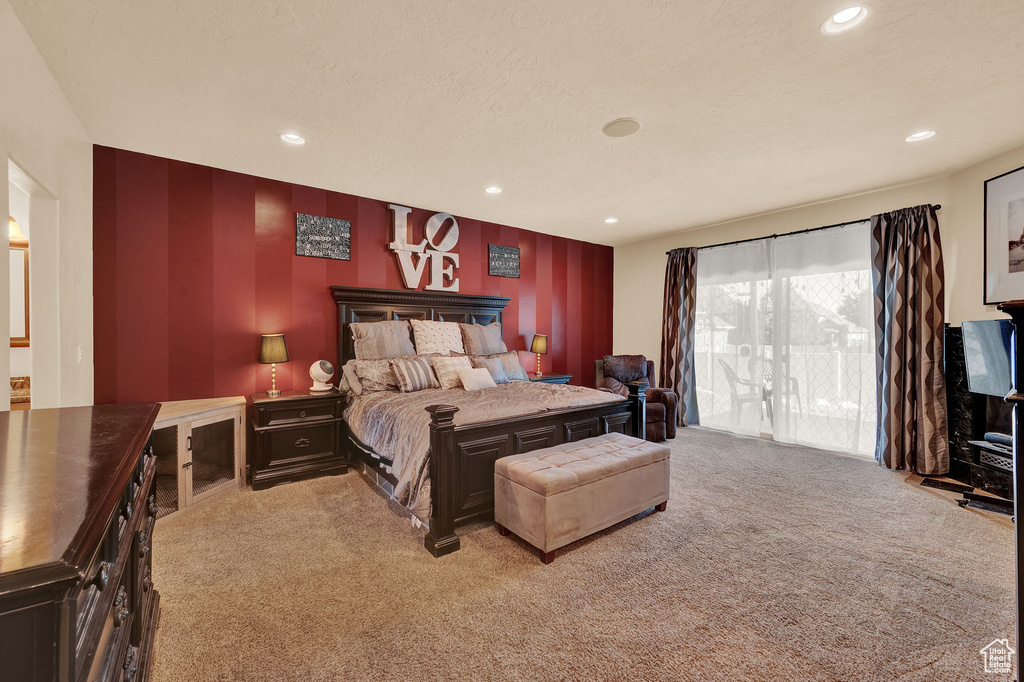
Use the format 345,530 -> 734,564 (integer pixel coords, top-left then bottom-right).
962,319 -> 1013,398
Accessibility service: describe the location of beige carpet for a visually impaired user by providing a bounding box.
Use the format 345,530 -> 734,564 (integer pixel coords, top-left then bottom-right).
152,428 -> 1015,681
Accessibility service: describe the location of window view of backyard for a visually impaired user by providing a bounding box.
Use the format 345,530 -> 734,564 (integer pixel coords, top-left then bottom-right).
695,262 -> 876,456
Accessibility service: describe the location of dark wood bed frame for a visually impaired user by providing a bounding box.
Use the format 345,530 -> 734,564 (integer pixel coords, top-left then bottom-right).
330,285 -> 646,557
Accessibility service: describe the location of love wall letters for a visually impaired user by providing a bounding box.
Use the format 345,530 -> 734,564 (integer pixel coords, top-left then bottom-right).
387,204 -> 460,292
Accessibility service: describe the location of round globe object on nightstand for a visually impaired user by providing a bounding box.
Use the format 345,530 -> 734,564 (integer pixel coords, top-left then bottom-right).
309,360 -> 335,392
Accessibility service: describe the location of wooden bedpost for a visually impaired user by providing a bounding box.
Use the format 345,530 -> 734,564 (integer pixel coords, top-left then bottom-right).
627,381 -> 648,440
424,404 -> 461,557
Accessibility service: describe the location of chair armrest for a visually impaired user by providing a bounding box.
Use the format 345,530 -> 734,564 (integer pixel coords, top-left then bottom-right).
645,387 -> 677,411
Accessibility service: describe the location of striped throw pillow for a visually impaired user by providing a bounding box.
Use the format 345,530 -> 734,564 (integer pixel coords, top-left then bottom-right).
390,356 -> 440,393
460,322 -> 507,355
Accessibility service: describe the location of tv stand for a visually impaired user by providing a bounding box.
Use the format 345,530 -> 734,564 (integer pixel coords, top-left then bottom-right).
945,325 -> 1014,497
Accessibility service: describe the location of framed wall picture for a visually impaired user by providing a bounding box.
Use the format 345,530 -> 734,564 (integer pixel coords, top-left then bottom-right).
488,244 -> 520,278
9,241 -> 29,348
296,213 -> 351,260
985,165 -> 1024,304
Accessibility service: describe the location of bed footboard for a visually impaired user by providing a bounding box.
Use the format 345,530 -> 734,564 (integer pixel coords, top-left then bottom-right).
423,384 -> 646,557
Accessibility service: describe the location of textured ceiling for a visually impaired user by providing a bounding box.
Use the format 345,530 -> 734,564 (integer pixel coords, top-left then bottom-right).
10,0 -> 1024,246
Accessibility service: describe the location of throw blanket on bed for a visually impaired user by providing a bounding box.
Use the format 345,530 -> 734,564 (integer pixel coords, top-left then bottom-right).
345,382 -> 625,523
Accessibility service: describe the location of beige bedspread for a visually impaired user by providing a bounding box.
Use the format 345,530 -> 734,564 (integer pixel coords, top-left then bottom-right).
344,382 -> 625,523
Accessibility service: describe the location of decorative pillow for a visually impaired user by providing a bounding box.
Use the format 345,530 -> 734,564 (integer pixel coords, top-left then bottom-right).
390,355 -> 440,393
471,356 -> 510,384
458,367 -> 497,391
495,351 -> 530,381
353,358 -> 399,393
341,360 -> 363,395
411,320 -> 465,355
430,355 -> 473,390
460,322 -> 507,355
351,321 -> 415,359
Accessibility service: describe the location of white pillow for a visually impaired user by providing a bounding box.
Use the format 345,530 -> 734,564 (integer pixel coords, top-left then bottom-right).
411,319 -> 465,355
458,367 -> 497,391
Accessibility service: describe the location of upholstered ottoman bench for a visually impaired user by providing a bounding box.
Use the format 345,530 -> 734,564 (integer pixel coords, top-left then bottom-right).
494,432 -> 670,564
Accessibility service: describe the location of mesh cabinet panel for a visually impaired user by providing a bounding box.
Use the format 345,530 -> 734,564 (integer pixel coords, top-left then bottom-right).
190,418 -> 235,497
152,425 -> 178,519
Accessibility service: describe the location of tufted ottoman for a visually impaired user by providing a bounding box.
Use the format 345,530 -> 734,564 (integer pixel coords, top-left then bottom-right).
494,432 -> 670,564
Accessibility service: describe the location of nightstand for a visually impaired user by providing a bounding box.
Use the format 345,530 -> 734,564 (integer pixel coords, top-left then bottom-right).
530,374 -> 573,385
250,389 -> 348,490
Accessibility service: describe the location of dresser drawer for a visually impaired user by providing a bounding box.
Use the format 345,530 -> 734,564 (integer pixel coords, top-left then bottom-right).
83,565 -> 134,682
262,423 -> 337,468
259,399 -> 338,426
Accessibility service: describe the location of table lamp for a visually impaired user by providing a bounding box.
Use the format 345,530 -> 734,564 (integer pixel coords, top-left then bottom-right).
530,333 -> 548,377
259,333 -> 290,397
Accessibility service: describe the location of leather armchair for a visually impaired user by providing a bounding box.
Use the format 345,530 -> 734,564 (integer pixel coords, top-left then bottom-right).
594,355 -> 677,442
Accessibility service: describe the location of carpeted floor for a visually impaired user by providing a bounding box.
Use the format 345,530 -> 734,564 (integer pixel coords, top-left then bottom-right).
152,428 -> 1015,681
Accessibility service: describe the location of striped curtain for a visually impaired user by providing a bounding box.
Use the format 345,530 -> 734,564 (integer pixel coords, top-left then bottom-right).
870,205 -> 949,474
660,247 -> 699,426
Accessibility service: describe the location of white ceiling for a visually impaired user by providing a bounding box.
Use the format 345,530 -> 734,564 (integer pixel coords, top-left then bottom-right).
10,0 -> 1024,246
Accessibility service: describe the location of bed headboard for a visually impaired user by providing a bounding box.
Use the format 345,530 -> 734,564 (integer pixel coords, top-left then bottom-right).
330,286 -> 511,366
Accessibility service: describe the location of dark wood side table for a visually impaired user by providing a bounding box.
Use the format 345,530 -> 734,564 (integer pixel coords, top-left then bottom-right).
250,389 -> 348,490
529,373 -> 573,385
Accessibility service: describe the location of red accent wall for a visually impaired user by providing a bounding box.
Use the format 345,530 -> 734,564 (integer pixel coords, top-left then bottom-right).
93,146 -> 614,404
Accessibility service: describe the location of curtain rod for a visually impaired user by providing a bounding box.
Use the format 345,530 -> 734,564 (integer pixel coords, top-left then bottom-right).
665,204 -> 942,255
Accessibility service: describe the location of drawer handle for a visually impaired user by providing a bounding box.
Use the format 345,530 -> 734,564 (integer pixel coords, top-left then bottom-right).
92,562 -> 110,591
294,437 -> 310,448
148,494 -> 158,516
114,586 -> 129,627
299,410 -> 307,418
124,645 -> 138,679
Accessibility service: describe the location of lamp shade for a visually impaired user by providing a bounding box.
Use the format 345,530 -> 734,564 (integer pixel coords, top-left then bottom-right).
9,216 -> 26,242
530,334 -> 548,355
259,334 -> 290,364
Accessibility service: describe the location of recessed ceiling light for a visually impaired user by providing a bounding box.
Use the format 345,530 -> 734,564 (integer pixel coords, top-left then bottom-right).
821,6 -> 869,35
279,133 -> 305,145
485,186 -> 502,194
905,130 -> 936,142
604,217 -> 618,224
602,118 -> 642,138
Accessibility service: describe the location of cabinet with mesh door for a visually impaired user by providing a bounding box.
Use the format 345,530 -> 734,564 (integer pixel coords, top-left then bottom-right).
251,389 -> 349,490
151,397 -> 246,518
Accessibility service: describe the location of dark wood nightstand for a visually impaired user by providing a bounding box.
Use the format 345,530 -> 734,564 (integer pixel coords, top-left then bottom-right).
250,389 -> 348,490
529,374 -> 573,385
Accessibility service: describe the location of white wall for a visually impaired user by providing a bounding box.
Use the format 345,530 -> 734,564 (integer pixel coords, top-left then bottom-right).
615,142 -> 1024,371
0,0 -> 93,408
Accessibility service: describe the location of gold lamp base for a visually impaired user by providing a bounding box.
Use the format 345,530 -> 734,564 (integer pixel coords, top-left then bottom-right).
267,362 -> 282,397
535,354 -> 543,377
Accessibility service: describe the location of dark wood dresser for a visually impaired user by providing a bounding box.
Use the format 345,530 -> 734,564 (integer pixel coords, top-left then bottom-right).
250,389 -> 348,490
0,403 -> 161,682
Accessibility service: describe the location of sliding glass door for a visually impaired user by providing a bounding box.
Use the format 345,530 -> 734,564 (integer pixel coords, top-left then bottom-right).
694,222 -> 876,455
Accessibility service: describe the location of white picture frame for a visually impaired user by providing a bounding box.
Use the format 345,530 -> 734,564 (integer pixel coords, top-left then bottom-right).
985,164 -> 1024,304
